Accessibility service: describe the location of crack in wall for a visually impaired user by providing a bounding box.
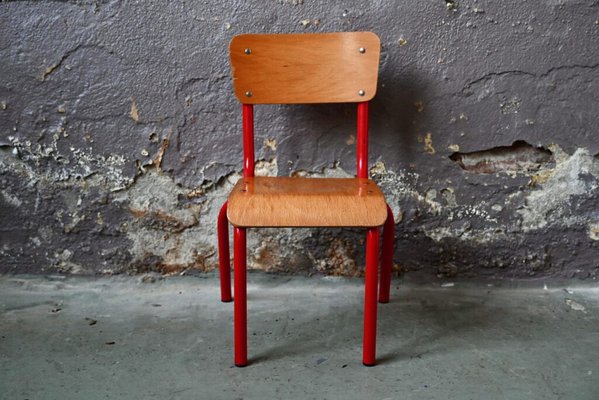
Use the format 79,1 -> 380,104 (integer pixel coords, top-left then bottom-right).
40,43 -> 117,81
460,63 -> 599,96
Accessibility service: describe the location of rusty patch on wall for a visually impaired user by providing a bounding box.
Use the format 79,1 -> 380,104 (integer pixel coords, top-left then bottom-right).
449,141 -> 553,175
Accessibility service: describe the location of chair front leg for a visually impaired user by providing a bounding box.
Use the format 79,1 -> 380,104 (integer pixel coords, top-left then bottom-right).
233,226 -> 248,367
363,227 -> 380,366
379,204 -> 395,303
218,201 -> 232,302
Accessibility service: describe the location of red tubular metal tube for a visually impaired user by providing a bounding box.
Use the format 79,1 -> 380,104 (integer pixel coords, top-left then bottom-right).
363,227 -> 380,366
234,227 -> 248,367
217,201 -> 232,302
242,104 -> 255,178
379,204 -> 395,304
356,102 -> 369,179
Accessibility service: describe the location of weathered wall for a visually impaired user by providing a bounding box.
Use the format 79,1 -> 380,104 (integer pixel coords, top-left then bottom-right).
1,0 -> 598,279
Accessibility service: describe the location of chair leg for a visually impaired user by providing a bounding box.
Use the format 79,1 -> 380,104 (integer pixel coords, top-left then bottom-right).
379,204 -> 395,304
218,201 -> 232,302
363,227 -> 380,366
233,226 -> 248,367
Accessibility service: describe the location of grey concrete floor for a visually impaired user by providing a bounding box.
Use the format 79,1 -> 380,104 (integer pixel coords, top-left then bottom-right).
0,273 -> 598,400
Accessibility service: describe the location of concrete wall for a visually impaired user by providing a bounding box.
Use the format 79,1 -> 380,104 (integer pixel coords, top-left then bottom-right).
1,0 -> 598,279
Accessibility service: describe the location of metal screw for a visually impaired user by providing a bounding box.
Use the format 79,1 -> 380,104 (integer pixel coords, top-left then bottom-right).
359,47 -> 366,54
244,48 -> 251,55
358,90 -> 365,96
245,91 -> 252,97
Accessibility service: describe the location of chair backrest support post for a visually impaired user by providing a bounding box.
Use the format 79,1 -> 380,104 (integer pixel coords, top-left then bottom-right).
356,101 -> 369,179
242,104 -> 255,178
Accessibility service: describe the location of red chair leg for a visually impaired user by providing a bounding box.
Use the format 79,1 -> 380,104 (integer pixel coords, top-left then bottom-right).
234,227 -> 248,367
363,227 -> 380,366
379,204 -> 395,303
218,201 -> 232,302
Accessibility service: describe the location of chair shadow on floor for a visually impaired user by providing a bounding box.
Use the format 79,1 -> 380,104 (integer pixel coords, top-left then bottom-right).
375,287 -> 531,365
245,285 -> 535,366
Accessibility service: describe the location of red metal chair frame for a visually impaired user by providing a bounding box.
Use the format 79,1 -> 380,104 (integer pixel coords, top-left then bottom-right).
217,100 -> 395,367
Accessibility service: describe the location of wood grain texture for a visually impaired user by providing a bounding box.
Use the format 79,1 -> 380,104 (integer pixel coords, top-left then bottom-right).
229,32 -> 380,104
227,177 -> 387,227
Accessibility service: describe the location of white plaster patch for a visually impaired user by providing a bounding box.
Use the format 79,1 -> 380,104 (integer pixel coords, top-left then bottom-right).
255,157 -> 278,176
518,147 -> 599,231
0,190 -> 22,207
589,222 -> 599,241
124,169 -> 200,228
424,226 -> 509,244
371,161 -> 496,236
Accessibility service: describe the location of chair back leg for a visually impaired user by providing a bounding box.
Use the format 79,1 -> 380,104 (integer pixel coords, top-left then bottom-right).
218,201 -> 232,302
379,204 -> 395,303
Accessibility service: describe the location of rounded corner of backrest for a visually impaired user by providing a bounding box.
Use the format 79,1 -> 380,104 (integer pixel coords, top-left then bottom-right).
232,91 -> 244,104
363,90 -> 377,102
229,34 -> 248,51
232,85 -> 255,104
362,31 -> 381,45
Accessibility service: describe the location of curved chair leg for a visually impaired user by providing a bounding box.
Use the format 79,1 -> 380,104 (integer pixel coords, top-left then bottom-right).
379,204 -> 395,304
363,227 -> 380,366
218,201 -> 232,302
234,227 -> 248,367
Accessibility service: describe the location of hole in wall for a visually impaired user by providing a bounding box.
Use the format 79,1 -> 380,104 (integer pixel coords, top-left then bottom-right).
449,140 -> 553,174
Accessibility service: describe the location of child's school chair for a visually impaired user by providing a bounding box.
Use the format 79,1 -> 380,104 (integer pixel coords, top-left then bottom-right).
216,32 -> 395,367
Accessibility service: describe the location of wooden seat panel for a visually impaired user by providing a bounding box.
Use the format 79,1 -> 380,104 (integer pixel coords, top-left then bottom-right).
227,177 -> 387,228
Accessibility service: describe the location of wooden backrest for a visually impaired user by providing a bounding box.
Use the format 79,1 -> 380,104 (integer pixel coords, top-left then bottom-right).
229,32 -> 381,104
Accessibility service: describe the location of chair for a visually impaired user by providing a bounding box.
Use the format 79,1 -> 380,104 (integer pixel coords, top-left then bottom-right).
216,32 -> 395,367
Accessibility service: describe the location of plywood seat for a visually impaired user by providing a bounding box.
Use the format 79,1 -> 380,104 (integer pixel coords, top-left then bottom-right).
227,176 -> 387,227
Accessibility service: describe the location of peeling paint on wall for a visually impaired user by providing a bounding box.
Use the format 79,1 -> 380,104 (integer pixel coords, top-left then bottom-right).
114,168 -> 238,275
